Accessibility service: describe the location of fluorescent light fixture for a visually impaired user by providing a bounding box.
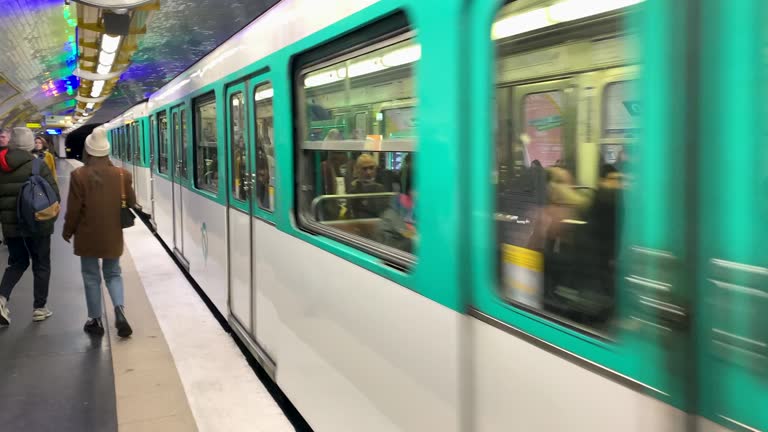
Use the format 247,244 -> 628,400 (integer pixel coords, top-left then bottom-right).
98,51 -> 116,66
97,63 -> 112,75
101,34 -> 121,53
304,42 -> 419,88
492,0 -> 643,40
348,59 -> 386,78
549,0 -> 643,22
382,44 -> 421,67
254,87 -> 274,102
91,80 -> 105,97
86,102 -> 95,109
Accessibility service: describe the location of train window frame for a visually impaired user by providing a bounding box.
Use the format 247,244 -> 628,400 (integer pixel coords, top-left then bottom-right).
180,107 -> 189,179
149,115 -> 156,170
293,29 -> 419,270
192,92 -> 219,194
157,110 -> 169,175
253,82 -> 275,212
229,91 -> 248,203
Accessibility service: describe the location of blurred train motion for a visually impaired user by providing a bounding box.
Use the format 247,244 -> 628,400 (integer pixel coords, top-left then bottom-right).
102,0 -> 767,430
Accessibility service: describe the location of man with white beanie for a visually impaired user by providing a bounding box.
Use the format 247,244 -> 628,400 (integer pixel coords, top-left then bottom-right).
0,127 -> 60,326
63,126 -> 136,337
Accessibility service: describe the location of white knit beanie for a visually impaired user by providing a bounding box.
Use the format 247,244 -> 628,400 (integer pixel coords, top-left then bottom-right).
10,127 -> 35,152
85,127 -> 110,157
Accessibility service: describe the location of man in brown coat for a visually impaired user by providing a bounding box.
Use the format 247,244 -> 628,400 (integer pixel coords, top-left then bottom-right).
63,127 -> 137,337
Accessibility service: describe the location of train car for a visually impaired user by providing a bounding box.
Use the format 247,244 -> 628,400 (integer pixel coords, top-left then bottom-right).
101,0 -> 767,431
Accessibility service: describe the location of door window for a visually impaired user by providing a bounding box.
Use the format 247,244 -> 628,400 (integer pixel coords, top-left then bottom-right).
230,92 -> 247,202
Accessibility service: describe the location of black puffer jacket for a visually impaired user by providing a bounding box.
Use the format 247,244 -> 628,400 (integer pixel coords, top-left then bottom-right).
0,149 -> 60,238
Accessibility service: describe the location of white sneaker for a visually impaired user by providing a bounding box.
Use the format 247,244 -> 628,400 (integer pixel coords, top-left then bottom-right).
32,307 -> 53,322
0,296 -> 10,326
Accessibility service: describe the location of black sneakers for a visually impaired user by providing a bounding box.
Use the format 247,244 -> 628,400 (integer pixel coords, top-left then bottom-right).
114,306 -> 133,338
83,318 -> 105,336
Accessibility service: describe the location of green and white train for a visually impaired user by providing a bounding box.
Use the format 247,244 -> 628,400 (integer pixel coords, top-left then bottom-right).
101,0 -> 768,430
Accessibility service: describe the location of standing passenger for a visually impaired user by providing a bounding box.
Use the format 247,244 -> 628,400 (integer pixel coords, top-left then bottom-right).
33,136 -> 57,182
63,127 -> 136,337
0,128 -> 59,326
0,128 -> 10,148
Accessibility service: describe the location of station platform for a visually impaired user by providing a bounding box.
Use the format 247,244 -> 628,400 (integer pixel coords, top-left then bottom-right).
0,160 -> 296,432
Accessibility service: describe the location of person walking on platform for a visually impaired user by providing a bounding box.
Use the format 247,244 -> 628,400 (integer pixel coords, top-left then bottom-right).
0,128 -> 60,326
63,127 -> 136,338
33,136 -> 57,182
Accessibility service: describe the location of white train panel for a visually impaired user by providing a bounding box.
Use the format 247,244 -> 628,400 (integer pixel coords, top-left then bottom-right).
147,0 -> 378,109
228,208 -> 252,332
257,227 -> 460,432
471,318 -> 686,432
153,176 -> 175,247
252,219 -> 284,363
182,191 -> 229,313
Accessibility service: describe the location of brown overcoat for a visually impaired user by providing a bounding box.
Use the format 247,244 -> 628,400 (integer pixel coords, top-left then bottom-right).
63,157 -> 137,258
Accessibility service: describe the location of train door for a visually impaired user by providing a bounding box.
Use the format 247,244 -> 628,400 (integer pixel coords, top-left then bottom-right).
148,115 -> 157,229
131,122 -> 141,206
170,105 -> 188,266
248,77 -> 276,364
696,1 -> 768,429
225,83 -> 253,333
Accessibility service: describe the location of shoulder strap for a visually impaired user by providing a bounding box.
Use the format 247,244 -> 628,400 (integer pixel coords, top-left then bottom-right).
117,167 -> 127,208
31,157 -> 41,176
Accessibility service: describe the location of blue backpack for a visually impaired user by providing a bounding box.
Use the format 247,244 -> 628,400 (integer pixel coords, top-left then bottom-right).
17,158 -> 60,235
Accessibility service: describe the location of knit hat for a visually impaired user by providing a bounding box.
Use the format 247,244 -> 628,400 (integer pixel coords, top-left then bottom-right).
85,127 -> 110,157
10,127 -> 35,152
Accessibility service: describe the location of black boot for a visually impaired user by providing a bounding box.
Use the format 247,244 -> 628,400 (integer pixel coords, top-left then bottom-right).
114,306 -> 133,338
83,318 -> 105,336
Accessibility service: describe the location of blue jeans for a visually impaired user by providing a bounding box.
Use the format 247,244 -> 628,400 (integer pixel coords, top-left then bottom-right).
81,257 -> 124,319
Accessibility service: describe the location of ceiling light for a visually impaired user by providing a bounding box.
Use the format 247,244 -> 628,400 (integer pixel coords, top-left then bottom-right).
381,45 -> 421,67
86,102 -> 95,109
254,87 -> 274,102
99,51 -> 116,66
101,34 -> 121,53
97,63 -> 112,75
90,80 -> 105,97
492,0 -> 643,40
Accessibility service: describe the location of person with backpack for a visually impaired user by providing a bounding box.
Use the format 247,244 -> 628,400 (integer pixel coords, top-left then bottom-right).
0,127 -> 60,326
63,127 -> 136,337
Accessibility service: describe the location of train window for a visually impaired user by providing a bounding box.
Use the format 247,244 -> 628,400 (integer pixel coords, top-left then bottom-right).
135,122 -> 142,164
158,111 -> 169,174
296,35 -> 418,267
127,123 -> 134,163
230,92 -> 247,201
150,115 -> 156,170
194,93 -> 218,193
180,109 -> 188,178
493,0 -> 640,335
254,83 -> 275,211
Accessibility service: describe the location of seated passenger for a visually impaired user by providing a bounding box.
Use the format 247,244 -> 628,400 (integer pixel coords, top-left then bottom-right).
375,164 -> 415,253
349,154 -> 387,218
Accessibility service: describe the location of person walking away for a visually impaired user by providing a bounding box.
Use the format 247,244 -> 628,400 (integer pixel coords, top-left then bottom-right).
63,127 -> 136,337
0,128 -> 60,326
33,136 -> 57,181
0,129 -> 10,246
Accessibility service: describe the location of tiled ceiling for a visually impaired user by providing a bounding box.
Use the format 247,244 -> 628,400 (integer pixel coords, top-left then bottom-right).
0,0 -> 279,128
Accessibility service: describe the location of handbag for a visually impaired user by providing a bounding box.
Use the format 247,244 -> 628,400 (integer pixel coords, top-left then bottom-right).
118,169 -> 135,229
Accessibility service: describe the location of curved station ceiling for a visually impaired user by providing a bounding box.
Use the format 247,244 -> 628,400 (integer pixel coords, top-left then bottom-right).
0,0 -> 278,132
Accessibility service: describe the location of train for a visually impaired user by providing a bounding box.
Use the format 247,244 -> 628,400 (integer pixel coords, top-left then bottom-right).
99,0 -> 767,431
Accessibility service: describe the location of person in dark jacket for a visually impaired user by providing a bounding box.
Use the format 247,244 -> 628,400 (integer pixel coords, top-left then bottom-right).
63,127 -> 136,337
0,127 -> 60,326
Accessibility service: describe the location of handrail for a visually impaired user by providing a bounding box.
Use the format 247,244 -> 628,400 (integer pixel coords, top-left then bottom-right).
310,192 -> 397,220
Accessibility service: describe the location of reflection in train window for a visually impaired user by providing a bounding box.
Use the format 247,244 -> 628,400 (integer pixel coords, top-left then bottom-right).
494,0 -> 641,334
296,34 -> 418,266
194,93 -> 218,193
230,92 -> 247,201
158,111 -> 169,174
254,83 -> 275,211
